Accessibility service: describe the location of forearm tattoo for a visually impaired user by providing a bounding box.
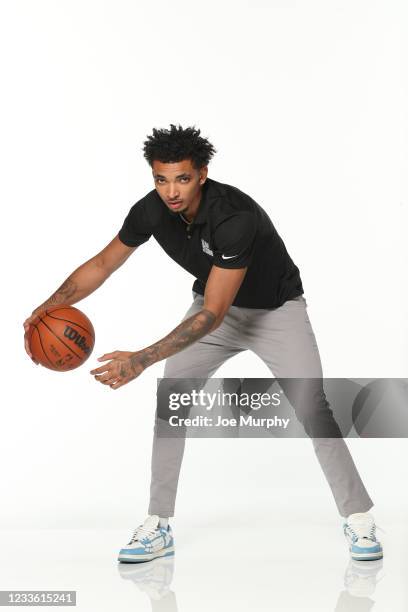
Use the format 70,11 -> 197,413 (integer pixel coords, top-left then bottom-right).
131,308 -> 216,371
42,278 -> 78,309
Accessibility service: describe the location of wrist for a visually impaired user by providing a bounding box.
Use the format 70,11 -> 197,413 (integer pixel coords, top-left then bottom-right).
139,347 -> 159,368
129,348 -> 158,373
33,302 -> 53,316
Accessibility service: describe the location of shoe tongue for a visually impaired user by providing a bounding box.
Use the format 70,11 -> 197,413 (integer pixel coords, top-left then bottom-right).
348,513 -> 375,540
143,514 -> 160,530
348,512 -> 373,524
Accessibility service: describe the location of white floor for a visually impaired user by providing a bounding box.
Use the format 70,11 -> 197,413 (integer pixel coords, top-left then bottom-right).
0,511 -> 405,612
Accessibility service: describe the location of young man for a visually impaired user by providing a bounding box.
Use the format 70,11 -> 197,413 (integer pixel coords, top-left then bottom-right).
24,124 -> 383,564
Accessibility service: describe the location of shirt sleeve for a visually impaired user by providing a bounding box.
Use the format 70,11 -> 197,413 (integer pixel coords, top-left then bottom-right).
212,211 -> 257,269
118,198 -> 153,247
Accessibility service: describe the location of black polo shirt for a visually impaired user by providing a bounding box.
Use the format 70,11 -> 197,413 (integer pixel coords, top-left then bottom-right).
118,177 -> 303,308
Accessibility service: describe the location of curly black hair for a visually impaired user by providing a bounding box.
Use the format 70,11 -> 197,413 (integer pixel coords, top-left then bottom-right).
142,123 -> 217,170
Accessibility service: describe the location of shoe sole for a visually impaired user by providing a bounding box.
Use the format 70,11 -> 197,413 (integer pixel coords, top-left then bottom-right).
118,546 -> 175,563
350,549 -> 383,561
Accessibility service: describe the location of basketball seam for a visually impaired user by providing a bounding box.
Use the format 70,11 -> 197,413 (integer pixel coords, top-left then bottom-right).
38,316 -> 83,361
33,324 -> 57,369
45,311 -> 94,338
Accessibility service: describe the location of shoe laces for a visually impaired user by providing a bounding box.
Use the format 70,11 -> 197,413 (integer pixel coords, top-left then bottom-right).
129,517 -> 160,544
346,522 -> 377,542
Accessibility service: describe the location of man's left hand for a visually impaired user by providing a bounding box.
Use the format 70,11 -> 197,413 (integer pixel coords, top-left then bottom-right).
90,350 -> 147,390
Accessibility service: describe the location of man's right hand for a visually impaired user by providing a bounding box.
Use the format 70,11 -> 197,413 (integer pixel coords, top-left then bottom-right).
23,311 -> 43,364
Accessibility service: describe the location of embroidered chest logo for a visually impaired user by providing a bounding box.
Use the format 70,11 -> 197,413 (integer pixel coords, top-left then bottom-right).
201,239 -> 213,256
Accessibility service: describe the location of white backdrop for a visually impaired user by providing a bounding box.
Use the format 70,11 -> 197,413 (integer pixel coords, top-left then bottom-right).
0,0 -> 407,534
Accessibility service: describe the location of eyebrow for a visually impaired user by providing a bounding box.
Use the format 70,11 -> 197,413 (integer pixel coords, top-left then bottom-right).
153,173 -> 191,179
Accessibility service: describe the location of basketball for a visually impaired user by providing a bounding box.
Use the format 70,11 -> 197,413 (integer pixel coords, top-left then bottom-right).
28,305 -> 95,371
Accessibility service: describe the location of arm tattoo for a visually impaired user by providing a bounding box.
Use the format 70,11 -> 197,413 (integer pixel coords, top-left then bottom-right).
131,308 -> 216,372
41,278 -> 78,310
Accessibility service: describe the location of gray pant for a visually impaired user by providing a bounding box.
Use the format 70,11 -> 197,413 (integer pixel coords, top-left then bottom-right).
148,293 -> 374,518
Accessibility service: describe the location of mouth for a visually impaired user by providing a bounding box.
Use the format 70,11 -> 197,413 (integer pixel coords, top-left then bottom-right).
168,200 -> 183,209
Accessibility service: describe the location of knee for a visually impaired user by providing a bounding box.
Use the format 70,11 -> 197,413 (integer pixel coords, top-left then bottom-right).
294,396 -> 342,437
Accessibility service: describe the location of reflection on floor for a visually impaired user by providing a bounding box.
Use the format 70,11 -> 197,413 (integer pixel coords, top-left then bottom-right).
0,519 -> 403,611
117,555 -> 385,612
118,557 -> 177,611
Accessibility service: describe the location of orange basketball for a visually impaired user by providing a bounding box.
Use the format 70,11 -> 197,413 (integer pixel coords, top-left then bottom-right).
28,305 -> 95,371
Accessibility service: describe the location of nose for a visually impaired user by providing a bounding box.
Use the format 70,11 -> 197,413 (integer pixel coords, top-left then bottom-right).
167,185 -> 180,200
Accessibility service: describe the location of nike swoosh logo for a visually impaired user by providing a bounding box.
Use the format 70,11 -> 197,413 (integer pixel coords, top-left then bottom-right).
222,254 -> 238,260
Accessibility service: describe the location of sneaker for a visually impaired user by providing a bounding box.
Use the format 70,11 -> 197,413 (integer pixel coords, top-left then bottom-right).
343,512 -> 383,561
118,515 -> 175,563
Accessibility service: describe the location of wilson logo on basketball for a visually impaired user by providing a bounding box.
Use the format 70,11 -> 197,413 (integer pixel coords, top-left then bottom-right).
63,326 -> 92,354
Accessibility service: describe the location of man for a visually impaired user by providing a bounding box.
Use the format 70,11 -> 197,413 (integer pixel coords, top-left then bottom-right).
24,124 -> 383,563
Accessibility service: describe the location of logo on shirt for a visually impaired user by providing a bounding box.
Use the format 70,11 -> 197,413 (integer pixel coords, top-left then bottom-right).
222,254 -> 238,260
201,239 -> 213,256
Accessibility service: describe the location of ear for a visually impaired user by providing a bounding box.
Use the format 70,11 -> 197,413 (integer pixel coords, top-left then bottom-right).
199,166 -> 208,184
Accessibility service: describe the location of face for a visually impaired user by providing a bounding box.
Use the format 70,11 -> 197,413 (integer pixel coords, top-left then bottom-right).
152,159 -> 208,217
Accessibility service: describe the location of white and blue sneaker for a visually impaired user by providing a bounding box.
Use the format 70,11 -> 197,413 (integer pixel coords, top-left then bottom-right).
343,512 -> 383,561
118,515 -> 174,563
